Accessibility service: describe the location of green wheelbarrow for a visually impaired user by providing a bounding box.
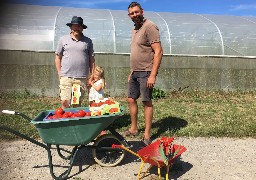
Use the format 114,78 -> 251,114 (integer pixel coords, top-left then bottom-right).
0,106 -> 130,180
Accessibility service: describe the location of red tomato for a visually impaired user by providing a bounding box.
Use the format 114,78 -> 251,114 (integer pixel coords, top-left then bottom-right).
56,114 -> 63,118
109,108 -> 118,113
90,102 -> 97,107
105,99 -> 110,104
78,110 -> 86,116
62,113 -> 69,118
52,115 -> 57,119
55,107 -> 64,115
71,114 -> 78,118
84,111 -> 91,116
67,111 -> 74,117
106,101 -> 114,105
98,102 -> 104,106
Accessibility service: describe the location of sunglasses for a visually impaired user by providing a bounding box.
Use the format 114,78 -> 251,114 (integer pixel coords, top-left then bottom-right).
128,10 -> 141,16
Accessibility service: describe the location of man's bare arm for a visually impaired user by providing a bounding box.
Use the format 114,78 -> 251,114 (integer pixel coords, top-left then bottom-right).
147,42 -> 163,88
55,54 -> 62,78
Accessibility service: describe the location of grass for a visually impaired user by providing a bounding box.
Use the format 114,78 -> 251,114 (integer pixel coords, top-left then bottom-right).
150,90 -> 256,138
0,90 -> 255,141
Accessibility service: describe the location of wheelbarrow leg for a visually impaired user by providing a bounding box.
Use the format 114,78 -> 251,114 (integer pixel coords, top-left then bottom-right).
139,164 -> 152,179
47,144 -> 79,180
138,161 -> 145,179
56,145 -> 74,160
166,164 -> 170,180
138,163 -> 162,180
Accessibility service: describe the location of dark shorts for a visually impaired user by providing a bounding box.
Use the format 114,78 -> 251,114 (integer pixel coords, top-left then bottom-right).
127,71 -> 152,101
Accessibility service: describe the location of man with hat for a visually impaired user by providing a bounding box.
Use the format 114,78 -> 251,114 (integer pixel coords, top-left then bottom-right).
55,16 -> 95,108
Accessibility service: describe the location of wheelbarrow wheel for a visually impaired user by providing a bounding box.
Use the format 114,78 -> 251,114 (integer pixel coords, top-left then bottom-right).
92,134 -> 125,167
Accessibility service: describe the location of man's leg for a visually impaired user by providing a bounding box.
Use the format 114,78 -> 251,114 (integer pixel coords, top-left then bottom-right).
61,100 -> 70,109
140,71 -> 153,142
127,97 -> 138,133
143,100 -> 153,139
59,77 -> 72,109
127,72 -> 139,134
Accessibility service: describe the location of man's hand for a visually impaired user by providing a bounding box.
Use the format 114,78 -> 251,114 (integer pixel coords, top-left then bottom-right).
55,54 -> 62,79
87,76 -> 93,87
147,75 -> 156,89
128,71 -> 133,82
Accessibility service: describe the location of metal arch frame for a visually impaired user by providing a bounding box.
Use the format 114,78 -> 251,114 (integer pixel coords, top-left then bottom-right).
197,14 -> 224,55
3,4 -> 254,57
154,12 -> 172,55
108,10 -> 116,54
52,7 -> 62,51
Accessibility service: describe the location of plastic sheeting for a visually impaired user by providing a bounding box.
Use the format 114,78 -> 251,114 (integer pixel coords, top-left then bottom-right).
0,3 -> 256,56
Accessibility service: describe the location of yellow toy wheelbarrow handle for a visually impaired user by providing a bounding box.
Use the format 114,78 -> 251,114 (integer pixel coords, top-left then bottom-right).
112,144 -> 161,180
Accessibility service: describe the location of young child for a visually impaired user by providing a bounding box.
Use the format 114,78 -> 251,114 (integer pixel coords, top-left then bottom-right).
88,66 -> 105,105
89,66 -> 106,135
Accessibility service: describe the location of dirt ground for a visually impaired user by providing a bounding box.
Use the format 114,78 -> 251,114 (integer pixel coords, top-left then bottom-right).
0,137 -> 255,180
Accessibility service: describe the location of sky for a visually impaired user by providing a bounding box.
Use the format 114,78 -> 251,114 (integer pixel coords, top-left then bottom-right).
4,0 -> 256,17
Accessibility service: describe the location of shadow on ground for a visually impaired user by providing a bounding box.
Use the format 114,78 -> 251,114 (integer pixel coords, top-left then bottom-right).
33,140 -> 192,179
147,116 -> 188,139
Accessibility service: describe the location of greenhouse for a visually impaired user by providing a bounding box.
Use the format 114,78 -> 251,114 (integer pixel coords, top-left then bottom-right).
0,3 -> 256,56
0,3 -> 255,96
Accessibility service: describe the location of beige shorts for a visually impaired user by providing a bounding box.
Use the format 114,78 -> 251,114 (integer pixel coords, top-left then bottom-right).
59,77 -> 87,101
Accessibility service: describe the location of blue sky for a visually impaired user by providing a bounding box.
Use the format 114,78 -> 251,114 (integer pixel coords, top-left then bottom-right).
4,0 -> 256,16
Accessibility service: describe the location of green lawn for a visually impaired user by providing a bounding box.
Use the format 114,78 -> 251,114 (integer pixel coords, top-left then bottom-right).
0,90 -> 255,141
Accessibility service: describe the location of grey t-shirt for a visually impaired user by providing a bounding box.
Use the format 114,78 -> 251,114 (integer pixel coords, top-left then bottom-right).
55,34 -> 95,78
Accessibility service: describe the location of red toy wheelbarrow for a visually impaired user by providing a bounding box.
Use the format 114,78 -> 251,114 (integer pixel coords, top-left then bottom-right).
113,136 -> 186,180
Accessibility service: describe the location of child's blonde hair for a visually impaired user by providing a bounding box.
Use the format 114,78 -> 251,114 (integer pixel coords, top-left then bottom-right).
94,66 -> 105,88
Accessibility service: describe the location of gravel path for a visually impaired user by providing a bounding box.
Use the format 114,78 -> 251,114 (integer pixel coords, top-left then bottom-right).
0,137 -> 255,180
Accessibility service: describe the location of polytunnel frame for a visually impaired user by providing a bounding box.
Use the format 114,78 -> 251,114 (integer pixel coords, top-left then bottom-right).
52,7 -> 62,51
53,8 -> 256,57
197,14 -> 224,55
36,7 -> 256,58
52,7 -> 120,54
108,9 -> 116,53
1,3 -> 255,57
154,12 -> 172,54
51,8 -> 227,55
148,12 -> 226,56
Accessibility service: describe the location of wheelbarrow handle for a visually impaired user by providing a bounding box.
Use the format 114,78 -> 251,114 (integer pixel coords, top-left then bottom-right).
2,110 -> 15,115
2,110 -> 32,121
112,144 -> 144,160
